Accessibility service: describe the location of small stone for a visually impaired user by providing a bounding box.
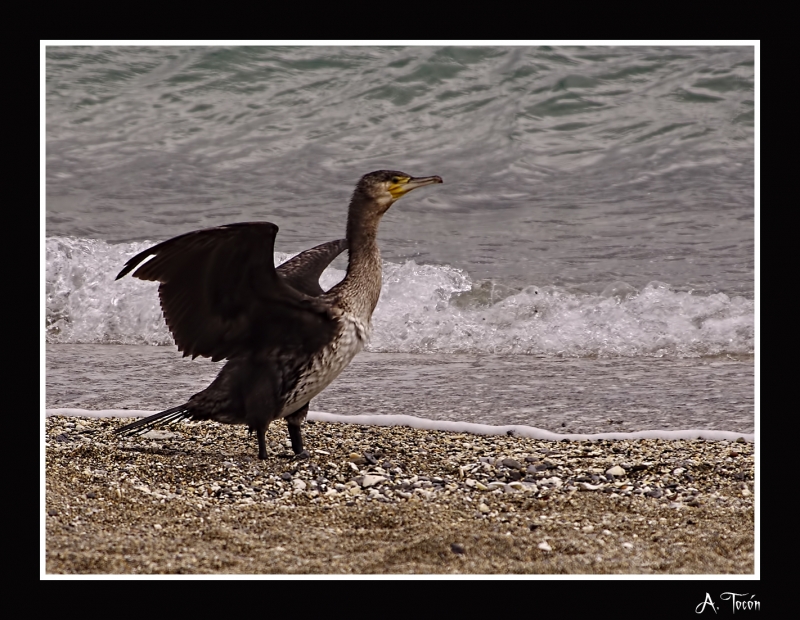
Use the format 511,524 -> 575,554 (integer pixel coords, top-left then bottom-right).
281,472 -> 292,481
142,430 -> 175,439
621,542 -> 633,549
47,509 -> 59,516
606,466 -> 626,477
501,458 -> 523,470
86,491 -> 97,499
450,543 -> 465,555
292,479 -> 307,491
578,482 -> 601,491
478,503 -> 490,513
538,541 -> 552,551
361,475 -> 386,488
154,524 -> 162,530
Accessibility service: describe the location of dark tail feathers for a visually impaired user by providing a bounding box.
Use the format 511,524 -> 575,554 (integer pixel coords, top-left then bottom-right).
115,405 -> 192,436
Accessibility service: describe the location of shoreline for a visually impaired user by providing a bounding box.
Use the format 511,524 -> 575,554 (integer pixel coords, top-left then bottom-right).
46,346 -> 755,436
45,416 -> 755,574
45,408 -> 755,443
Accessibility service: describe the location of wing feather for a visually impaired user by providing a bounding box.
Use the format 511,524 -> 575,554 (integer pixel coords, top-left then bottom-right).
276,239 -> 347,297
117,222 -> 339,361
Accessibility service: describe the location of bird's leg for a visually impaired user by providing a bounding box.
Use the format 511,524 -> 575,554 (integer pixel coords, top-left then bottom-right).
286,404 -> 310,460
243,366 -> 280,461
256,426 -> 268,460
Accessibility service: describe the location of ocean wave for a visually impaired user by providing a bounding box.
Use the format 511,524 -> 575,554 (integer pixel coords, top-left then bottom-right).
45,236 -> 754,358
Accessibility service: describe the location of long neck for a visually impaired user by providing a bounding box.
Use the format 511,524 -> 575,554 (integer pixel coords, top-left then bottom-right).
337,195 -> 385,319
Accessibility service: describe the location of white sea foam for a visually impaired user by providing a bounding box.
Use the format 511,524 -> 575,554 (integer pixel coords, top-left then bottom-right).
44,408 -> 754,442
46,236 -> 754,358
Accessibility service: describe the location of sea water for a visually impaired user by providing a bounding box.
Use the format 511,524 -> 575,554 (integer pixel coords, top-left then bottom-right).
44,45 -> 755,436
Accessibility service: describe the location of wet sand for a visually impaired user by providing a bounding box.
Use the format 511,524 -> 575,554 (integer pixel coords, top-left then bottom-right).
46,345 -> 754,435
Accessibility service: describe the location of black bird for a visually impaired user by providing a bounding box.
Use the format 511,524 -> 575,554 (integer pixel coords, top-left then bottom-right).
114,170 -> 443,459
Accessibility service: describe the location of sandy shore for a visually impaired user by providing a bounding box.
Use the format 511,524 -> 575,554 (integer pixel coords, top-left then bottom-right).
45,416 -> 755,575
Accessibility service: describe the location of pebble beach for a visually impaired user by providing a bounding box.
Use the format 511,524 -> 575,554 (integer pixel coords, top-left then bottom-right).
45,415 -> 755,575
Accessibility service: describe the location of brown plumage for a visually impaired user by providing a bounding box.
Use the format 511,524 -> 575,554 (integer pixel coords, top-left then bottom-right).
114,170 -> 442,459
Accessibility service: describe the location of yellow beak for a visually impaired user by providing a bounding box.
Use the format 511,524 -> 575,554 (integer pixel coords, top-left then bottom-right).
389,175 -> 443,199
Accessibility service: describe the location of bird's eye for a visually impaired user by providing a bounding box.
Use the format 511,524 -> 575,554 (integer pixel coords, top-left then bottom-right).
391,177 -> 401,183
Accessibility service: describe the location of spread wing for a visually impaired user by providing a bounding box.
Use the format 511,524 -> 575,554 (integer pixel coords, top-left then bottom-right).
117,222 -> 338,362
276,238 -> 347,297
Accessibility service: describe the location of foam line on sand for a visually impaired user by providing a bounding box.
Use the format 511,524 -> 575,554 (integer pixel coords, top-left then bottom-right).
45,408 -> 754,443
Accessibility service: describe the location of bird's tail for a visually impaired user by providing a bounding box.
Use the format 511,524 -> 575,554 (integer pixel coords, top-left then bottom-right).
114,405 -> 192,437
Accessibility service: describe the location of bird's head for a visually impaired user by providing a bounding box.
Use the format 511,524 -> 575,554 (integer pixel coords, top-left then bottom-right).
353,170 -> 443,214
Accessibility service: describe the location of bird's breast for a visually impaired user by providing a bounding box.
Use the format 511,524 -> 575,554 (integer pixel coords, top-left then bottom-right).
279,313 -> 370,417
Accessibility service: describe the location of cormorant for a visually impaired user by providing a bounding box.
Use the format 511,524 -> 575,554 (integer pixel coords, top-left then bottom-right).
114,170 -> 443,459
